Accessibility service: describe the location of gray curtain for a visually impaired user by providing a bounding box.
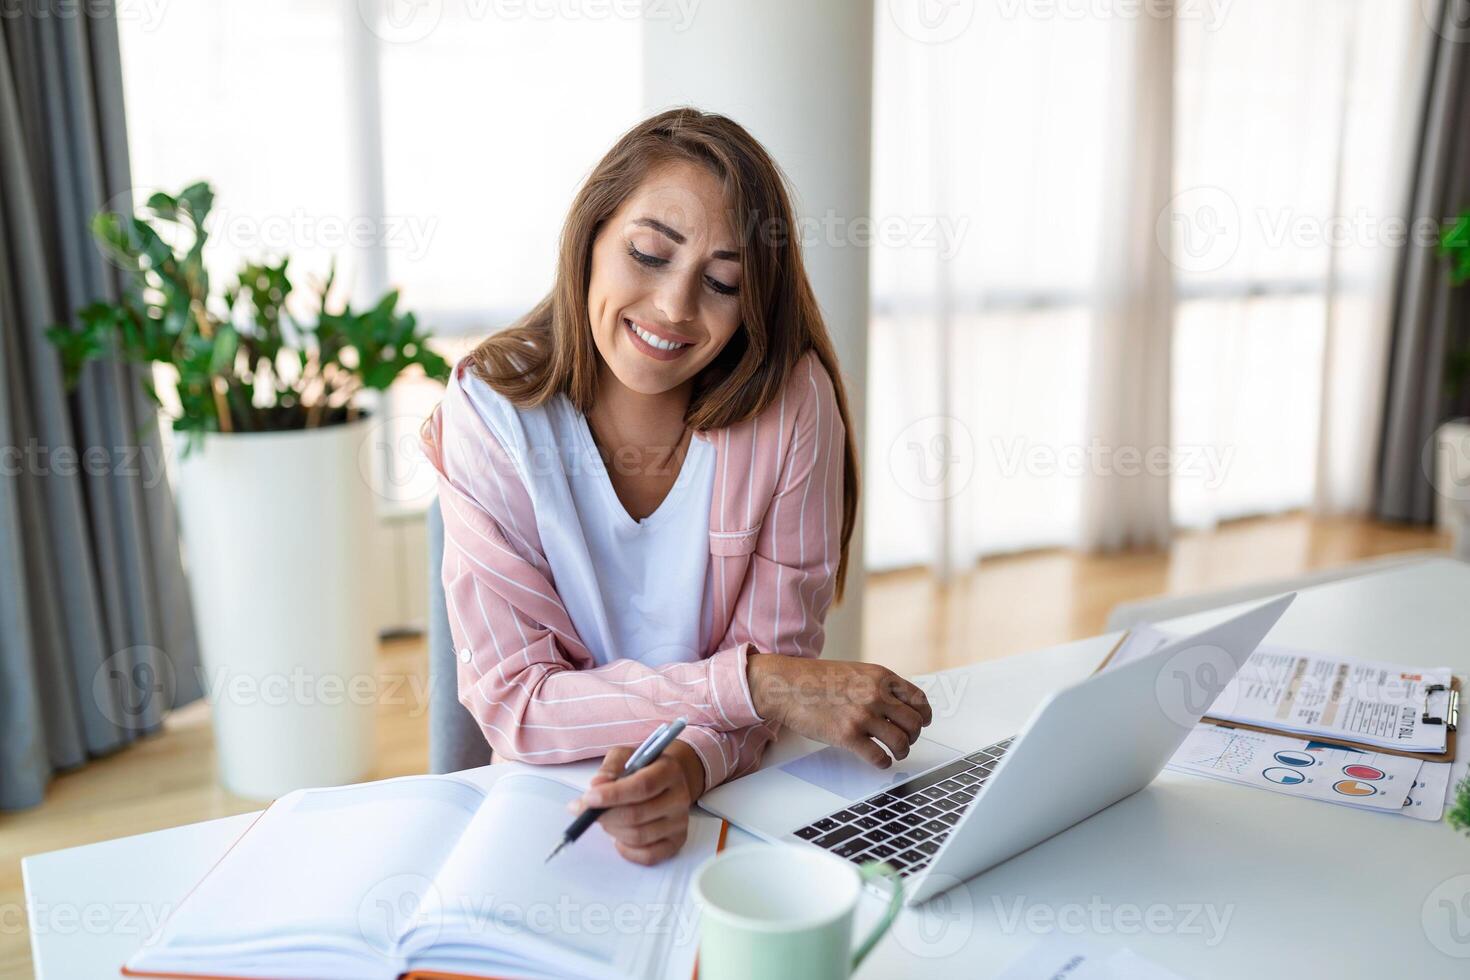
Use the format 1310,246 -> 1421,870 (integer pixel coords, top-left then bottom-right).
0,6 -> 203,810
1376,0 -> 1470,523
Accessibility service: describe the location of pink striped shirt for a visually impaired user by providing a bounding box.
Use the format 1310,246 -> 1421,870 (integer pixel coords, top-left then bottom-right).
420,350 -> 846,790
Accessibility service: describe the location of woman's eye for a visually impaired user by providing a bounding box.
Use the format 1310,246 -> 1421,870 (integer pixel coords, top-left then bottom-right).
627,240 -> 737,296
626,241 -> 666,268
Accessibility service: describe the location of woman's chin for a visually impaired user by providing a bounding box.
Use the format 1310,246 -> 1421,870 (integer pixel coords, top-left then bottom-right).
606,345 -> 699,395
611,365 -> 688,396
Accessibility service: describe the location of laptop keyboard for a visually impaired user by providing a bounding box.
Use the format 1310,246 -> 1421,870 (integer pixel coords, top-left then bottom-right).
792,738 -> 1013,878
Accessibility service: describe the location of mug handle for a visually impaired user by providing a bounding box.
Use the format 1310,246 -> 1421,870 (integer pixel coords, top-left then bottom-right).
850,861 -> 903,971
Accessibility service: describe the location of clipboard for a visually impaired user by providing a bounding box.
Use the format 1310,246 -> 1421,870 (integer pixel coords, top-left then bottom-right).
1094,631 -> 1460,764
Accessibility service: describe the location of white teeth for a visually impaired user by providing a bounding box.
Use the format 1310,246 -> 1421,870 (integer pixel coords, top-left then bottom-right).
626,319 -> 687,351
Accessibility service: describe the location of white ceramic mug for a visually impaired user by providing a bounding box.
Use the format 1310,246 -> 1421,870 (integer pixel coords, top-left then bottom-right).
691,845 -> 903,980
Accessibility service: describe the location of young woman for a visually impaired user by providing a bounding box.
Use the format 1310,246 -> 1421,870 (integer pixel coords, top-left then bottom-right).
421,108 -> 932,865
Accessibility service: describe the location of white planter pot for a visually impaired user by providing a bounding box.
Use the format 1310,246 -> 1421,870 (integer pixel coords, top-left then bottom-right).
175,418 -> 377,799
1435,420 -> 1470,542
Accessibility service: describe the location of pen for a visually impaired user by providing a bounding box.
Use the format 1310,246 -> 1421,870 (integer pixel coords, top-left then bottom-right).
545,717 -> 688,863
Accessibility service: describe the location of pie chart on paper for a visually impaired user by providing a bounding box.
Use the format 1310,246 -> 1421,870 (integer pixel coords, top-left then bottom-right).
1342,764 -> 1385,781
1262,767 -> 1307,785
1333,779 -> 1379,797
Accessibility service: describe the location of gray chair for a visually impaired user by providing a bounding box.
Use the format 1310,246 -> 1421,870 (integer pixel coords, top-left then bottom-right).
427,498 -> 494,773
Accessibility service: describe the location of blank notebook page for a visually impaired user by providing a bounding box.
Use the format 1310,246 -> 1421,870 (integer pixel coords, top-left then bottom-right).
416,771 -> 705,978
157,776 -> 484,949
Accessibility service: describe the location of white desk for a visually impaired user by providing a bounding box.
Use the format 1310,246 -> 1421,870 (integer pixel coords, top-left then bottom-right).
23,558 -> 1470,978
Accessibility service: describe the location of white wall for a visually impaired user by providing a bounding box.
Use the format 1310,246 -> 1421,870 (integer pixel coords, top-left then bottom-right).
641,0 -> 875,660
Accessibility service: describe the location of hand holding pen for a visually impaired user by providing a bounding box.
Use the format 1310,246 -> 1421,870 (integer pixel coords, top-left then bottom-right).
546,718 -> 690,864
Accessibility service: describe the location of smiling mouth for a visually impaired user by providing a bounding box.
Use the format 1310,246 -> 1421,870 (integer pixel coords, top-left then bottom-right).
624,317 -> 693,352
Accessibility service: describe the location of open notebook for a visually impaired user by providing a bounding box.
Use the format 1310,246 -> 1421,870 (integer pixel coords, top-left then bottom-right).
122,766 -> 725,980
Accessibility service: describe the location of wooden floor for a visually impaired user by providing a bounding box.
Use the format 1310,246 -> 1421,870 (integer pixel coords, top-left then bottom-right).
0,513 -> 1449,976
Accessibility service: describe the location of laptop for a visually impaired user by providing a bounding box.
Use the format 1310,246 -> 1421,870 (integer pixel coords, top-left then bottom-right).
698,594 -> 1294,906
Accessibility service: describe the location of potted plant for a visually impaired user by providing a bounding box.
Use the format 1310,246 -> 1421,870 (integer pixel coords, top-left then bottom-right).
1452,775 -> 1470,835
1436,209 -> 1470,558
49,182 -> 449,799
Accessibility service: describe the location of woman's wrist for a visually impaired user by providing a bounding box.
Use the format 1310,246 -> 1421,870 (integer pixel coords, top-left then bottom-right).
745,651 -> 786,726
666,738 -> 707,800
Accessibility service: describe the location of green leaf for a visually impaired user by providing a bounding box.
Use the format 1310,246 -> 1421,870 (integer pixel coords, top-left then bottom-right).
145,190 -> 179,219
1442,213 -> 1470,286
47,180 -> 452,429
90,212 -> 141,270
210,324 -> 239,375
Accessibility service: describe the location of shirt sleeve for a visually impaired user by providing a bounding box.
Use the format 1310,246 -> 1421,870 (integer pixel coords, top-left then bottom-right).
424,368 -> 765,768
691,355 -> 848,788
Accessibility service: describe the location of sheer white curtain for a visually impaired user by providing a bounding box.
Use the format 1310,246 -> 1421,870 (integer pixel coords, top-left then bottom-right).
1171,0 -> 1429,529
1081,6 -> 1175,553
868,0 -> 1432,573
867,9 -> 1111,572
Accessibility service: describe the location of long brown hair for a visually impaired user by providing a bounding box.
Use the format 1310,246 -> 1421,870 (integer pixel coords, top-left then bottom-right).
466,107 -> 859,602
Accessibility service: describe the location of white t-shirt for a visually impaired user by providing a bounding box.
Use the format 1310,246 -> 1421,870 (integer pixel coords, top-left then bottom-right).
461,373 -> 717,668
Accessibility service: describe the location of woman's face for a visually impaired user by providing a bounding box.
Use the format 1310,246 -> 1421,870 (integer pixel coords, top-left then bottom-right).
586,159 -> 744,397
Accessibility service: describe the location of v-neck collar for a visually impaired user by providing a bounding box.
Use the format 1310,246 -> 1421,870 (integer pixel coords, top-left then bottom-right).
570,400 -> 710,531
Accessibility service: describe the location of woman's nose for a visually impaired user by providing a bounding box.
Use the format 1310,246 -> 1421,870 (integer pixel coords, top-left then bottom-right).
653,273 -> 700,327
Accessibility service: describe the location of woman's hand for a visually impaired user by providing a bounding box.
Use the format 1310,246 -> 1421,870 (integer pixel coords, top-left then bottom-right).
746,654 -> 933,768
572,740 -> 706,865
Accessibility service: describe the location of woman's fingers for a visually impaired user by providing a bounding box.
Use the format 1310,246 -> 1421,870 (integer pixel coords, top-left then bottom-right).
615,836 -> 685,866
883,699 -> 926,742
579,758 -> 676,810
844,727 -> 893,768
865,716 -> 913,761
588,746 -> 635,789
887,677 -> 933,725
596,782 -> 691,866
603,811 -> 687,848
597,783 -> 684,831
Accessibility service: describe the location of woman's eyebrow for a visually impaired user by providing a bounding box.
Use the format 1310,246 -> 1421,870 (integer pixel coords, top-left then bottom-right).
634,216 -> 739,262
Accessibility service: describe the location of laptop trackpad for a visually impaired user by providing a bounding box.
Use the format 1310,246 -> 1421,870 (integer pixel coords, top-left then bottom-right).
779,738 -> 962,800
